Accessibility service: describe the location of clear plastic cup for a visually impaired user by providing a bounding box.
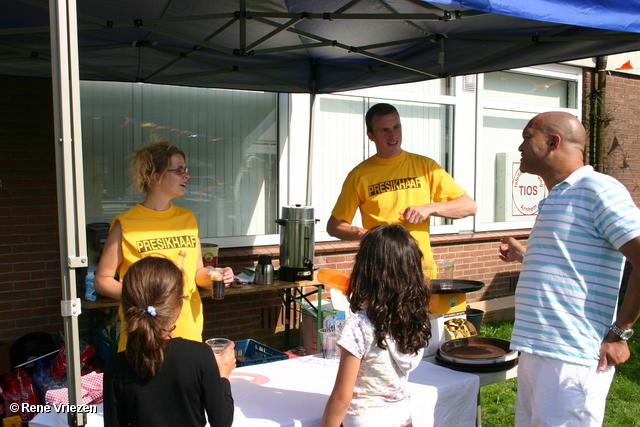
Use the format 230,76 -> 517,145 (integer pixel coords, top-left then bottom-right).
319,328 -> 340,360
423,259 -> 455,290
211,268 -> 225,300
436,259 -> 455,289
206,338 -> 231,354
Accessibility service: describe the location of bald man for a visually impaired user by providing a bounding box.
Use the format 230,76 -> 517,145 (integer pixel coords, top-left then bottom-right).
499,112 -> 640,426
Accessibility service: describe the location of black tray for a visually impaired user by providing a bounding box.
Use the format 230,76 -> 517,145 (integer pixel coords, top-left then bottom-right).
430,279 -> 485,294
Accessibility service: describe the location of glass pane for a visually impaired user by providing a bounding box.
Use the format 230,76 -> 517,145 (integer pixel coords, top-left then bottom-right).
80,81 -> 278,238
484,71 -> 577,108
480,109 -> 549,224
315,95 -> 367,231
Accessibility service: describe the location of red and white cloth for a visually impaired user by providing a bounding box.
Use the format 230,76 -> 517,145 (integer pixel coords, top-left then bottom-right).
45,372 -> 103,406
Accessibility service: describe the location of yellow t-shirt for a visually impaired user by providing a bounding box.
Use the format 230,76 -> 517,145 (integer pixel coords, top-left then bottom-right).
331,151 -> 465,260
112,203 -> 203,351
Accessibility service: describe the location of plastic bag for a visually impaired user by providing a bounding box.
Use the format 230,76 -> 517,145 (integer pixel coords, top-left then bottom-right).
1,368 -> 39,421
54,340 -> 96,374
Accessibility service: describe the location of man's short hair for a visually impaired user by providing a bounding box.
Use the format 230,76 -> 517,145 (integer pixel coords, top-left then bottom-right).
366,103 -> 399,133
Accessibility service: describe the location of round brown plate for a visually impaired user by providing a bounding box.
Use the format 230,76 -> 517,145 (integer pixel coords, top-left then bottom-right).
437,337 -> 519,365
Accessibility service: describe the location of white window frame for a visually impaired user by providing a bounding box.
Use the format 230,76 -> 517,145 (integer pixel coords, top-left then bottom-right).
210,63 -> 583,247
473,64 -> 582,232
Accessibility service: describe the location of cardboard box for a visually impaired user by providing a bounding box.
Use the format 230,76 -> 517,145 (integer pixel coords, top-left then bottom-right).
467,296 -> 516,323
424,314 -> 445,356
3,416 -> 22,427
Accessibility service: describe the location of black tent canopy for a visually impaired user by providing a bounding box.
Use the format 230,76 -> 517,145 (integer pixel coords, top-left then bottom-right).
2,0 -> 640,93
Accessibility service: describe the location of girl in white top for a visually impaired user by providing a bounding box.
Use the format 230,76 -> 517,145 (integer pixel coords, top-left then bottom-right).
321,225 -> 432,427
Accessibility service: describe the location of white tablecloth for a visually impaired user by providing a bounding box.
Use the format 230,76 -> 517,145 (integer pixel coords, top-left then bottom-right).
32,355 -> 479,427
30,404 -> 104,427
230,355 -> 479,427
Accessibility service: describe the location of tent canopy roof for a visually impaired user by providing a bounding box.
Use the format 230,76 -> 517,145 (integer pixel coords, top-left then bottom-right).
2,0 -> 640,93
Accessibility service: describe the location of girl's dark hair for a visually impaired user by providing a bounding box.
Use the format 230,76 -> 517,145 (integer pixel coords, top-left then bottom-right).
129,136 -> 187,194
348,225 -> 431,354
121,256 -> 185,381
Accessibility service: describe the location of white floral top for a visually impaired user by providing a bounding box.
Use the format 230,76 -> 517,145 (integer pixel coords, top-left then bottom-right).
338,310 -> 411,416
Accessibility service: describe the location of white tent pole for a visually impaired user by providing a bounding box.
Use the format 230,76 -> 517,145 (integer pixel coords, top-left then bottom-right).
305,92 -> 316,207
49,0 -> 87,425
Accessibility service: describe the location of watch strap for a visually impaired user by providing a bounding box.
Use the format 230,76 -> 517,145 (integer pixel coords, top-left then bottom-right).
610,323 -> 633,340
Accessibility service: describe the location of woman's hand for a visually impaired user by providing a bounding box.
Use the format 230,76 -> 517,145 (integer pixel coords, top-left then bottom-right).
221,267 -> 234,286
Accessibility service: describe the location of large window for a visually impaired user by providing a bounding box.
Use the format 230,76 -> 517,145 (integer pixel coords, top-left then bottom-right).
80,63 -> 582,247
81,81 -> 278,238
475,66 -> 581,231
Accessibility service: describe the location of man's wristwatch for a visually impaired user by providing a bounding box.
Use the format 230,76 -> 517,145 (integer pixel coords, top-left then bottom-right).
610,323 -> 634,341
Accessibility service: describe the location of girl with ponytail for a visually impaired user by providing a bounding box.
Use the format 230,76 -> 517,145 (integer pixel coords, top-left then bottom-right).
103,256 -> 235,427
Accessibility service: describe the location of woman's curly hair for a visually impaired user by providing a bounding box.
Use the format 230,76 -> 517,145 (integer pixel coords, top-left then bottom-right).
121,256 -> 185,381
348,225 -> 431,355
129,136 -> 186,194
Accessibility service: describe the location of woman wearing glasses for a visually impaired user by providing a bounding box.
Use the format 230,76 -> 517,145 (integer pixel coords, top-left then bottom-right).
96,138 -> 234,351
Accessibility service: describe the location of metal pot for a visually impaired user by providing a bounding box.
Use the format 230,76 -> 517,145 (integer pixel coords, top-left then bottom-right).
254,254 -> 274,285
275,205 -> 319,282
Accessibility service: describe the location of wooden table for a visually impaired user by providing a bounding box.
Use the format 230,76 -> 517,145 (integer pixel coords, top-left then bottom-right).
82,279 -> 324,354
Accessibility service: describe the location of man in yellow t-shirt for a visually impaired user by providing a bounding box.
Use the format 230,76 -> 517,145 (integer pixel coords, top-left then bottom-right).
327,103 -> 477,261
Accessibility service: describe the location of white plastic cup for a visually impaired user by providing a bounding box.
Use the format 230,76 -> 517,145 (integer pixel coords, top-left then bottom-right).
319,328 -> 340,360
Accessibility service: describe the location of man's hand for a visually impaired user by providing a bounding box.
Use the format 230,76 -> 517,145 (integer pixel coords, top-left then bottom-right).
598,331 -> 631,371
498,237 -> 526,263
326,215 -> 368,241
400,205 -> 429,224
400,193 -> 477,224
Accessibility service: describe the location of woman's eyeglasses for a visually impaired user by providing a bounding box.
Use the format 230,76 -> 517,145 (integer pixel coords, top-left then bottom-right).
167,167 -> 189,176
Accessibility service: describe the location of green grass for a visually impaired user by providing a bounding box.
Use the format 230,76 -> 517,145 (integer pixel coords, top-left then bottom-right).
478,321 -> 640,427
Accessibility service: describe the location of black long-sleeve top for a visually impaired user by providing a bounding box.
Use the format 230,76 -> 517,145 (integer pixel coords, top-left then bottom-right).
104,337 -> 234,427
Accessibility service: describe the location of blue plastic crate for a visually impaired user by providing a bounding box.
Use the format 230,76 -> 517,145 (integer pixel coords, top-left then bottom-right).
234,339 -> 288,366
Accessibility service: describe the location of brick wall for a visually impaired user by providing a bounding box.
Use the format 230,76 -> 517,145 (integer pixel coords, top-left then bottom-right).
583,69 -> 640,205
0,76 -> 68,344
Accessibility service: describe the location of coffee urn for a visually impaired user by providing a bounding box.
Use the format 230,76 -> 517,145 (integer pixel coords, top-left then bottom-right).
275,205 -> 319,282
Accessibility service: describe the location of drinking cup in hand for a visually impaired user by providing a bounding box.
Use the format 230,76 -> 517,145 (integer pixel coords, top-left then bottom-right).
206,338 -> 232,354
211,268 -> 225,300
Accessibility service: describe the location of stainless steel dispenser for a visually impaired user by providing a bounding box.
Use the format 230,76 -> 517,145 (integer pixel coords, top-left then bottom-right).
275,205 -> 319,282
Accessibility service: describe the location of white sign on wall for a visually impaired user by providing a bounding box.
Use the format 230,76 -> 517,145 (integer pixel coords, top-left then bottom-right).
496,153 -> 547,222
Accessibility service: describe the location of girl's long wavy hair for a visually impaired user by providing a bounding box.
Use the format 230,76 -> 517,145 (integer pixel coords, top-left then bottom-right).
121,256 -> 185,381
129,136 -> 187,194
348,225 -> 431,354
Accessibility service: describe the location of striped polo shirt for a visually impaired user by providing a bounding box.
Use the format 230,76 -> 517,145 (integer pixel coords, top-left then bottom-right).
511,165 -> 640,366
